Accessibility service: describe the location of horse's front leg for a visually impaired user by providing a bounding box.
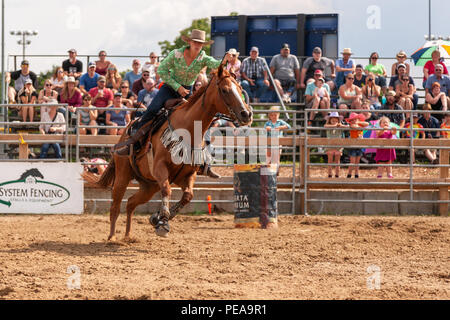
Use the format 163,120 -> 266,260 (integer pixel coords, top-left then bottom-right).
154,168 -> 172,237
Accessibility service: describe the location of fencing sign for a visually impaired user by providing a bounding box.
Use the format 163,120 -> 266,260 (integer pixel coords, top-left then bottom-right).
0,162 -> 83,214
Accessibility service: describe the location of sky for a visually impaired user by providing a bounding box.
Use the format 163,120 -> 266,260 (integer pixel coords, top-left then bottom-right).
1,0 -> 449,74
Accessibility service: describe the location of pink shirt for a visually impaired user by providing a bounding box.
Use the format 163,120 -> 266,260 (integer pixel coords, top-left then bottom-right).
88,87 -> 113,109
226,60 -> 241,80
423,60 -> 448,81
60,90 -> 82,107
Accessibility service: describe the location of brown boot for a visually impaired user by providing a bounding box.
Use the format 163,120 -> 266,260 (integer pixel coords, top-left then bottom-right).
113,121 -> 149,156
198,164 -> 221,179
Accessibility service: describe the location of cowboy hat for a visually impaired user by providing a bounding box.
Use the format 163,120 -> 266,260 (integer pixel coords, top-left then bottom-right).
341,48 -> 353,55
325,111 -> 344,121
396,50 -> 407,58
345,112 -> 366,122
181,29 -> 214,45
227,48 -> 240,56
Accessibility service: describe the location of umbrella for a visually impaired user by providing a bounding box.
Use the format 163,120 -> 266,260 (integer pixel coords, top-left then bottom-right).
363,120 -> 400,154
411,39 -> 450,66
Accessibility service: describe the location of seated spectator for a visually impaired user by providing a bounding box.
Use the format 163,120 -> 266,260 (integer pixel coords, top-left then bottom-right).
395,75 -> 415,116
335,48 -> 355,90
269,43 -> 300,103
79,62 -> 100,95
404,113 -> 425,162
131,67 -> 150,96
124,59 -> 142,88
425,64 -> 450,95
38,79 -> 59,119
361,73 -> 381,110
337,73 -> 362,112
423,49 -> 449,89
360,99 -> 379,121
89,75 -> 114,128
17,79 -> 38,122
136,78 -> 159,118
240,46 -> 270,103
425,82 -> 449,123
305,70 -> 331,122
391,51 -> 410,77
95,50 -> 111,76
106,93 -> 130,135
353,64 -> 366,88
142,52 -> 160,83
300,47 -> 336,91
418,103 -> 440,163
105,64 -> 122,92
6,60 -> 38,103
50,67 -> 66,95
119,80 -> 136,108
72,94 -> 98,136
59,76 -> 82,121
364,52 -> 387,94
225,48 -> 241,82
62,49 -> 83,81
380,90 -> 405,128
39,104 -> 66,159
388,63 -> 418,109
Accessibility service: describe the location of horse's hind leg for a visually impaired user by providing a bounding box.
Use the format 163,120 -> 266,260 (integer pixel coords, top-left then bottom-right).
153,166 -> 172,238
124,181 -> 159,241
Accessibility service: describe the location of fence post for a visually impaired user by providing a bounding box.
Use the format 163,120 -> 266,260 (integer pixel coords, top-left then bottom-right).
439,149 -> 449,216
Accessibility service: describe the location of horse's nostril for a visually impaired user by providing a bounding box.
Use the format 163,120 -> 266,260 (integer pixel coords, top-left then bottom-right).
241,110 -> 249,119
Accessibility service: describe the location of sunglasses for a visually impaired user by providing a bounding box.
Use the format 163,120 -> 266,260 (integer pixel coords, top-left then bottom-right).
45,84 -> 52,86
371,57 -> 378,59
347,77 -> 354,80
121,86 -> 128,89
402,78 -> 409,81
150,56 -> 157,59
142,73 -> 150,76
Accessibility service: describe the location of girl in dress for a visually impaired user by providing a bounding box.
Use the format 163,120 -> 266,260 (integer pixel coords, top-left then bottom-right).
375,116 -> 397,178
324,112 -> 348,178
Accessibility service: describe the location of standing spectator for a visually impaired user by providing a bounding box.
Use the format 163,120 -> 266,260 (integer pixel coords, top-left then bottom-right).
425,64 -> 450,95
345,112 -> 369,178
375,116 -> 397,178
39,104 -> 66,159
380,90 -> 405,128
305,70 -> 331,122
395,75 -> 415,116
425,82 -> 449,122
50,67 -> 66,95
95,50 -> 111,76
264,106 -> 291,168
300,47 -> 336,91
418,104 -> 441,163
124,59 -> 142,87
79,62 -> 100,95
335,48 -> 355,90
62,49 -> 83,80
225,48 -> 241,81
240,46 -> 270,103
423,50 -> 449,89
105,64 -> 122,92
72,94 -> 98,136
6,60 -> 38,103
391,51 -> 410,77
38,79 -> 59,119
388,63 -> 418,109
131,67 -> 150,96
324,112 -> 347,178
361,73 -> 381,110
404,113 -> 425,163
142,52 -> 160,83
106,93 -> 130,135
337,73 -> 362,112
269,43 -> 300,103
440,113 -> 450,139
89,75 -> 114,128
17,79 -> 37,122
364,52 -> 387,94
353,64 -> 367,88
119,80 -> 136,108
60,77 -> 83,121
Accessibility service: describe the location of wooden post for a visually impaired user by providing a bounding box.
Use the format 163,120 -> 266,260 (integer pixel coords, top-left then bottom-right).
19,143 -> 29,159
439,150 -> 449,216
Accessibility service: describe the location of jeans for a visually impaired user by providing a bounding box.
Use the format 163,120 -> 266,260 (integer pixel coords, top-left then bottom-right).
40,143 -> 62,159
241,79 -> 269,100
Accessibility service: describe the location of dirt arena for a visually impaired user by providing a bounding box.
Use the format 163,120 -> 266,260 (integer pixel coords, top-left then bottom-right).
0,214 -> 448,300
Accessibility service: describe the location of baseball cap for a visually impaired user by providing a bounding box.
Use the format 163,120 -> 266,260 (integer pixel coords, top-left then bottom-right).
98,75 -> 106,82
114,92 -> 122,97
385,90 -> 396,97
397,63 -> 406,70
25,79 -> 33,84
250,46 -> 259,53
313,47 -> 322,54
435,64 -> 444,70
281,43 -> 290,49
21,60 -> 29,65
314,69 -> 323,75
88,62 -> 96,68
68,48 -> 77,53
355,64 -> 363,69
412,113 -> 419,118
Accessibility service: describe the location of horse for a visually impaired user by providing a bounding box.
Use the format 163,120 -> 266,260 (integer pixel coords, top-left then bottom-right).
90,65 -> 252,241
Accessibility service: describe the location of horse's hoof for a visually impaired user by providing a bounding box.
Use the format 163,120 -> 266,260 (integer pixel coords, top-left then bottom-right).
149,213 -> 160,227
155,221 -> 170,238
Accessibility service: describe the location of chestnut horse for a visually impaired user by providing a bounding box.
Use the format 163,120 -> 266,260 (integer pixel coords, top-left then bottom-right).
93,65 -> 252,240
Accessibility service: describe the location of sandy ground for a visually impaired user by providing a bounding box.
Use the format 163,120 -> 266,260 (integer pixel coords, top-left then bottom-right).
0,214 -> 448,300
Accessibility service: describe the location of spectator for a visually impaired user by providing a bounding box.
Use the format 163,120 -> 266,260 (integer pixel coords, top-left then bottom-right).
388,63 -> 418,109
404,113 -> 425,163
6,60 -> 38,103
375,116 -> 397,178
39,104 -> 66,159
425,64 -> 450,95
345,112 -> 369,178
418,104 -> 440,163
80,157 -> 107,176
73,94 -> 98,136
425,82 -> 448,123
119,80 -> 136,108
395,74 -> 415,116
269,43 -> 300,103
142,52 -> 160,83
136,78 -> 159,118
192,80 -> 203,94
337,73 -> 362,112
38,79 -> 59,119
440,113 -> 450,139
353,64 -> 366,88
324,112 -> 347,178
423,50 -> 449,89
300,46 -> 336,91
225,48 -> 241,82
106,93 -> 130,135
335,48 -> 355,90
265,106 -> 291,168
380,90 -> 405,128
361,73 -> 381,110
124,59 -> 142,88
105,64 -> 122,92
131,67 -> 150,96
364,52 -> 387,94
17,79 -> 37,122
240,46 -> 270,103
391,51 -> 410,77
79,62 -> 100,95
89,75 -> 114,128
305,69 -> 331,122
62,49 -> 83,80
50,67 -> 66,95
361,99 -> 379,121
95,50 -> 111,76
60,77 -> 83,120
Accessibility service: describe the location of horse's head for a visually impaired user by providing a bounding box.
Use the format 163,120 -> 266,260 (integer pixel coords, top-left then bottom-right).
213,65 -> 253,125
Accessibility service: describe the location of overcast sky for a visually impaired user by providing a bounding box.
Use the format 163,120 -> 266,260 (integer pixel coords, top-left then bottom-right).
1,0 -> 449,73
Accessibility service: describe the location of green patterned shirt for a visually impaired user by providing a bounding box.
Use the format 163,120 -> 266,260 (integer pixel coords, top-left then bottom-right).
157,45 -> 222,91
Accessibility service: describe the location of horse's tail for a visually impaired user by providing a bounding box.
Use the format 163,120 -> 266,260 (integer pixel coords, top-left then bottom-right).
96,157 -> 116,188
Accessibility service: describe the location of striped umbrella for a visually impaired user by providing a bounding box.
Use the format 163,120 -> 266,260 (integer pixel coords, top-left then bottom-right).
411,39 -> 450,66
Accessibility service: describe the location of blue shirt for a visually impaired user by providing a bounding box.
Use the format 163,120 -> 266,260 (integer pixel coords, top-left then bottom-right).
137,88 -> 159,108
265,119 -> 291,137
124,71 -> 142,87
79,72 -> 100,92
425,74 -> 450,93
305,82 -> 331,96
335,58 -> 355,85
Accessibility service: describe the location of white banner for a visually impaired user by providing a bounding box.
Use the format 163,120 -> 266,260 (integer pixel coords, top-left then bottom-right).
0,163 -> 84,214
